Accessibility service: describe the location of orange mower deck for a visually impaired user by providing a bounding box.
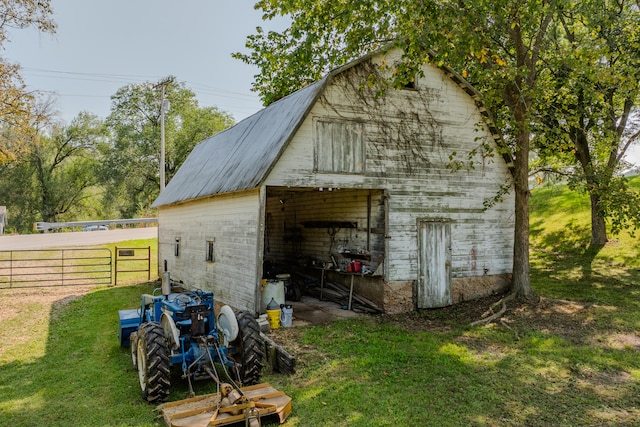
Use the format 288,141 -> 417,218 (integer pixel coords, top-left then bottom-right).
158,383 -> 292,427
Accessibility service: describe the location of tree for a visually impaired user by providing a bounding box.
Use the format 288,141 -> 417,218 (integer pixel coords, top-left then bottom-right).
34,112 -> 107,223
0,0 -> 56,165
533,0 -> 640,246
0,111 -> 107,233
0,60 -> 35,164
0,0 -> 55,45
235,0 -> 561,300
101,78 -> 235,218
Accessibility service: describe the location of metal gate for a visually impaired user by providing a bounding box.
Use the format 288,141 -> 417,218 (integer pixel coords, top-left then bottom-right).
114,246 -> 151,286
0,248 -> 112,289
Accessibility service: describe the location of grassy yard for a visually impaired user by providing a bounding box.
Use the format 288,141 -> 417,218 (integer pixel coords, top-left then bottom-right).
1,186 -> 639,426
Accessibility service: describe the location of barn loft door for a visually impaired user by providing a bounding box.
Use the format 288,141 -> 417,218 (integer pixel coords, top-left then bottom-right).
417,220 -> 452,308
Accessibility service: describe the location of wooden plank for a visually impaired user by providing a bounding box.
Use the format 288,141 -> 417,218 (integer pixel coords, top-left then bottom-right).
261,333 -> 296,375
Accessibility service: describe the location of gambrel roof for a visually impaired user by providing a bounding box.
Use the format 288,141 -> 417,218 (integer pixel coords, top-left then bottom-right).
153,51 -> 513,208
152,76 -> 328,208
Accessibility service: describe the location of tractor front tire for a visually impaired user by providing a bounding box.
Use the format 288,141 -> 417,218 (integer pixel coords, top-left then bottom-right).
136,322 -> 171,403
232,311 -> 265,386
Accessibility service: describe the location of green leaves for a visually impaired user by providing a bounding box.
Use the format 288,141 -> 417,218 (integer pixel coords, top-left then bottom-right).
531,0 -> 640,243
101,79 -> 234,218
0,1 -> 56,166
236,0 -> 408,105
0,112 -> 107,232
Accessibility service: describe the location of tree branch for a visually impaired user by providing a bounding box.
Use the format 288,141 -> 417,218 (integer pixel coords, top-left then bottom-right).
471,293 -> 516,326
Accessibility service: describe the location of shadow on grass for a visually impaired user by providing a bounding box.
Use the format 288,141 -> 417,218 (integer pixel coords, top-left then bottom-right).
0,283 -> 164,427
529,218 -> 640,307
2,281 -> 640,426
271,316 -> 640,426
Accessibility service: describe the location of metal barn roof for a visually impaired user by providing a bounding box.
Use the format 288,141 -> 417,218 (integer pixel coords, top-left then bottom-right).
152,76 -> 328,208
152,47 -> 513,209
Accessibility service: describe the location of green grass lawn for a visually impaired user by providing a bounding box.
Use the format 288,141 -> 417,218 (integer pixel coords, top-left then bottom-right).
1,186 -> 639,426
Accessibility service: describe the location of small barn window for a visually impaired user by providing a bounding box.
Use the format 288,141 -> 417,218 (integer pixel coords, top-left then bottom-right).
403,79 -> 417,90
206,239 -> 215,263
174,238 -> 180,257
314,119 -> 365,174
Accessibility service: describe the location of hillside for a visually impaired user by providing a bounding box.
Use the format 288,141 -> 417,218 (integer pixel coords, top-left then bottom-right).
530,175 -> 640,301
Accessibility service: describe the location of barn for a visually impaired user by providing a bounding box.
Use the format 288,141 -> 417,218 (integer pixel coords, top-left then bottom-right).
151,48 -> 515,315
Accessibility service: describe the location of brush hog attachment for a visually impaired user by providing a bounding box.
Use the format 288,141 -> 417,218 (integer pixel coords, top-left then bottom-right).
158,383 -> 292,427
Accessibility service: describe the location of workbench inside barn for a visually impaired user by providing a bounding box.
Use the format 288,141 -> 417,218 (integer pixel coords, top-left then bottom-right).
266,259 -> 385,314
293,268 -> 383,313
262,187 -> 387,313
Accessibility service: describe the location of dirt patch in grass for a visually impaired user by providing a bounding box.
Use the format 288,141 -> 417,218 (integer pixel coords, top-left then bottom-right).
381,293 -> 511,332
0,285 -> 97,361
504,296 -> 598,342
0,285 -> 94,323
601,333 -> 640,350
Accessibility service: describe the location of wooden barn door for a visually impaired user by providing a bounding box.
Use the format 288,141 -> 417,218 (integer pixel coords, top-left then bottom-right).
417,220 -> 452,308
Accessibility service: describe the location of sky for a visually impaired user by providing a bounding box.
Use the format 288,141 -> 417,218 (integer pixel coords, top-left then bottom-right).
3,1 -> 639,167
3,1 -> 287,123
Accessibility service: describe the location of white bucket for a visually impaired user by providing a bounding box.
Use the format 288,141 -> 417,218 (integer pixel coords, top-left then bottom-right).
261,280 -> 285,313
280,304 -> 293,327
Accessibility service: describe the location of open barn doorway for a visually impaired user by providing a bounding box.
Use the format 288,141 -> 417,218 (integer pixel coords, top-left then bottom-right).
260,186 -> 387,320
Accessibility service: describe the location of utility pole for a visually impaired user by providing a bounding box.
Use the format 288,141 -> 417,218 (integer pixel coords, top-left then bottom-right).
154,77 -> 174,192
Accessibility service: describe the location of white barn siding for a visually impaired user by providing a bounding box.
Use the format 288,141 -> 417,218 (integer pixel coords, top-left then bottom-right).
265,52 -> 514,307
156,49 -> 514,313
157,189 -> 261,311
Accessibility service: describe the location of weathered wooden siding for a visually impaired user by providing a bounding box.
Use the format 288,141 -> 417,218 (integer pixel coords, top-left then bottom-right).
417,220 -> 452,308
264,51 -> 515,297
157,189 -> 261,311
157,49 -> 514,313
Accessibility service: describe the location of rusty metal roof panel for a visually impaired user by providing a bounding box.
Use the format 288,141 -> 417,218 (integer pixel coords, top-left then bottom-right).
152,77 -> 328,208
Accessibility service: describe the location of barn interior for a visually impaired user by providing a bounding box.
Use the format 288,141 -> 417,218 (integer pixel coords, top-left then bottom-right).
262,186 -> 387,315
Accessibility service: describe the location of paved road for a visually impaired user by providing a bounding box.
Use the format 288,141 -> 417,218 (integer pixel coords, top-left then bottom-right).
0,227 -> 158,250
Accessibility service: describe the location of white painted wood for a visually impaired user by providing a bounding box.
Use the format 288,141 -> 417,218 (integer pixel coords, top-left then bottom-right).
159,48 -> 515,311
264,51 -> 514,288
157,189 -> 261,311
417,220 -> 452,308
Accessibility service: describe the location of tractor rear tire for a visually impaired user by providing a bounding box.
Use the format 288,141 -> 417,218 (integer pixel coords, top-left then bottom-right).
136,322 -> 171,403
232,311 -> 265,386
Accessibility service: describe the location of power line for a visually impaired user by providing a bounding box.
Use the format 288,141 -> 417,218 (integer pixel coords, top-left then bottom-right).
20,67 -> 258,100
18,66 -> 264,120
21,67 -> 163,83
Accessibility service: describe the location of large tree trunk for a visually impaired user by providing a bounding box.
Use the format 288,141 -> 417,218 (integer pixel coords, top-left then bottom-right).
589,192 -> 608,247
572,128 -> 609,247
511,120 -> 536,300
502,73 -> 537,301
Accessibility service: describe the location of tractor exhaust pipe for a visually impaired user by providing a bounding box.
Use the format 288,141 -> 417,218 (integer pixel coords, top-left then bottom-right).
162,272 -> 171,296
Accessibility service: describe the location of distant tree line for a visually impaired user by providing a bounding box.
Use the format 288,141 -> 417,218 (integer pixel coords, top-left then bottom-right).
0,2 -> 235,233
0,81 -> 234,233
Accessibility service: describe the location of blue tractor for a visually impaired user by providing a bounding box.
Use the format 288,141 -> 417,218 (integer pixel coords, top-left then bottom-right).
118,280 -> 264,404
